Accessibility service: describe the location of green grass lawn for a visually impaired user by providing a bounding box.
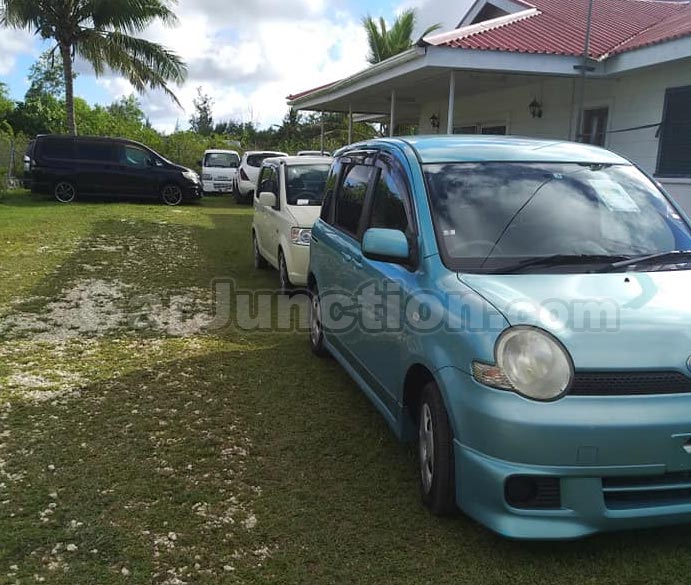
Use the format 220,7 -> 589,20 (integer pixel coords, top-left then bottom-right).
1,190 -> 691,584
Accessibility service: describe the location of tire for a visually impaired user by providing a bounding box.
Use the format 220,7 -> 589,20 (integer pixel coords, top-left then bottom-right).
418,382 -> 456,515
233,181 -> 243,204
309,283 -> 329,358
278,250 -> 292,295
253,232 -> 268,269
54,180 -> 76,203
161,183 -> 183,206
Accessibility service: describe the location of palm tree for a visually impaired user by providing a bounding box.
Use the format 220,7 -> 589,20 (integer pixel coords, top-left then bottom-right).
362,9 -> 440,65
0,0 -> 187,135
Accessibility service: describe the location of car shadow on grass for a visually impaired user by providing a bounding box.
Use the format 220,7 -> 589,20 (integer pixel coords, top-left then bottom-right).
3,196 -> 691,584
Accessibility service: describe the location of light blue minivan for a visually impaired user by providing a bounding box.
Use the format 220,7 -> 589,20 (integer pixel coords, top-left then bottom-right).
307,136 -> 691,540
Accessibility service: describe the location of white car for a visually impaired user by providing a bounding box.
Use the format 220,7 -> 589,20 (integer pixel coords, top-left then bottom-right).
297,150 -> 330,157
200,149 -> 240,195
234,150 -> 287,204
252,156 -> 332,291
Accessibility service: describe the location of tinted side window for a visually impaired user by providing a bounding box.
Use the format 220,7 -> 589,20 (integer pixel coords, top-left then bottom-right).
121,145 -> 150,168
320,161 -> 342,223
76,141 -> 115,162
370,167 -> 410,233
40,138 -> 74,160
259,167 -> 278,195
335,164 -> 373,237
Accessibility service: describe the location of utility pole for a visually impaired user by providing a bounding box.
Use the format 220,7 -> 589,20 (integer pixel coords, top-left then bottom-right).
574,0 -> 595,142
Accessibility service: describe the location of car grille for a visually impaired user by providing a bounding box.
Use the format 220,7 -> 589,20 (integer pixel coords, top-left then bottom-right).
570,371 -> 691,396
603,471 -> 691,509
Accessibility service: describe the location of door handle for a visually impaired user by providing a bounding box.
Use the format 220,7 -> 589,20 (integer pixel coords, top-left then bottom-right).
352,257 -> 363,270
341,252 -> 352,263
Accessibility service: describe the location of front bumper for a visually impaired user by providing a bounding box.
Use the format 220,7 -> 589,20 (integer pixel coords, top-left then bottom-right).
285,243 -> 310,286
437,367 -> 691,539
202,180 -> 233,193
181,182 -> 203,200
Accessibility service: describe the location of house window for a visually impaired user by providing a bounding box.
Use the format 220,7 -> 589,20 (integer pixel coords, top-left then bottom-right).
581,107 -> 609,146
657,86 -> 691,177
454,124 -> 507,135
481,125 -> 507,135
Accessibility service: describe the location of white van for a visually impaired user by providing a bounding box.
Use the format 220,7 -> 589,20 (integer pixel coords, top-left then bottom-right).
200,149 -> 240,195
252,156 -> 332,292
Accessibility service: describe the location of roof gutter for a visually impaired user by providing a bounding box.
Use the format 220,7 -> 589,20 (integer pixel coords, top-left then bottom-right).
287,47 -> 425,107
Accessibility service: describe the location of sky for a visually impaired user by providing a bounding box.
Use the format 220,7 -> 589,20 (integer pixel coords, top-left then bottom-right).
0,0 -> 467,133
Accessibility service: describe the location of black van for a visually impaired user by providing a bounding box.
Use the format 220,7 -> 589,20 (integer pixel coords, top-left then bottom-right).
30,135 -> 202,205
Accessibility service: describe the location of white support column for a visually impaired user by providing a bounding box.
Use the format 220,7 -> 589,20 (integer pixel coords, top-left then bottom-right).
348,104 -> 353,145
390,90 -> 396,137
447,71 -> 456,135
320,111 -> 325,153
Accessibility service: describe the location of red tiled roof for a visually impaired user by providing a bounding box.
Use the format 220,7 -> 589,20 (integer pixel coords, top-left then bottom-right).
426,0 -> 691,59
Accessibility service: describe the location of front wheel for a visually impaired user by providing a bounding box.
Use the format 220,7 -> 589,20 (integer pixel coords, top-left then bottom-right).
161,184 -> 183,206
309,284 -> 329,358
253,232 -> 268,269
278,250 -> 292,295
418,382 -> 456,515
54,181 -> 76,203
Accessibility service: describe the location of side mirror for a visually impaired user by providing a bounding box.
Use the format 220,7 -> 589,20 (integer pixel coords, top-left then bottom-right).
362,228 -> 410,263
146,158 -> 155,167
258,192 -> 277,208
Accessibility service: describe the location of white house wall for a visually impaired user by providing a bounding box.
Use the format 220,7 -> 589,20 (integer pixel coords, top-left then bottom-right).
417,61 -> 691,213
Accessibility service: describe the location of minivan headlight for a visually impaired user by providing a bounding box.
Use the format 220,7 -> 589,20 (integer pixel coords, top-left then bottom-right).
473,327 -> 574,401
291,228 -> 312,246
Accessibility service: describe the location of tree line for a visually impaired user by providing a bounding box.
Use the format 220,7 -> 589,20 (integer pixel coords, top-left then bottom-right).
0,0 -> 430,176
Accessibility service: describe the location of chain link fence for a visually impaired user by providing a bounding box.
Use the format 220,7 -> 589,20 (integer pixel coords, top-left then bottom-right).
0,134 -> 31,190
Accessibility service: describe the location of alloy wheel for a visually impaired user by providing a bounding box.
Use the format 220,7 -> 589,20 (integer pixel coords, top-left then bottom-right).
54,182 -> 76,203
162,185 -> 183,206
419,403 -> 435,495
310,292 -> 322,347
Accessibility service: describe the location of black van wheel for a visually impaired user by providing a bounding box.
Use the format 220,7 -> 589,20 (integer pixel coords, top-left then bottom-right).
54,181 -> 76,203
161,184 -> 183,206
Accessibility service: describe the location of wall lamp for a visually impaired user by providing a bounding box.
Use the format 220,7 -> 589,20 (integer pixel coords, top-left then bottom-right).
529,98 -> 543,119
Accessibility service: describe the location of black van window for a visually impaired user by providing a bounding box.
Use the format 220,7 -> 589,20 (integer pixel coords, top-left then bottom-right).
41,138 -> 73,160
335,164 -> 373,237
76,141 -> 114,162
122,145 -> 151,168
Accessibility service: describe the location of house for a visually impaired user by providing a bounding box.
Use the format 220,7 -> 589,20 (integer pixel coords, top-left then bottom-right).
287,0 -> 691,210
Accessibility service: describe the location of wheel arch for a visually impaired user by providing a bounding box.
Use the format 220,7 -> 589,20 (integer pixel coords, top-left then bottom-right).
401,363 -> 457,442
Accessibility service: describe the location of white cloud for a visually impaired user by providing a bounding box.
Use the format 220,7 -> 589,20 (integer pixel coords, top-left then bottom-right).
395,0 -> 474,36
91,0 -> 369,132
0,29 -> 35,76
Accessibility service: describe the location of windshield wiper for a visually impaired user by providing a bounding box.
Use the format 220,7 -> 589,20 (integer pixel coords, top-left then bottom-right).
495,254 -> 631,274
604,250 -> 691,271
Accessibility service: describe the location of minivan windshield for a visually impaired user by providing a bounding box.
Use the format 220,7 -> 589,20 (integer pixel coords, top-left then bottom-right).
424,162 -> 691,273
286,164 -> 330,206
204,152 -> 240,168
